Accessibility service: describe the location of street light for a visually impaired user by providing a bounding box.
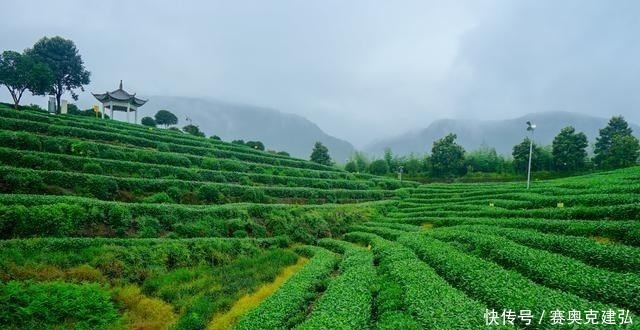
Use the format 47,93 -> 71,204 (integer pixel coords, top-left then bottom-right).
526,121 -> 536,189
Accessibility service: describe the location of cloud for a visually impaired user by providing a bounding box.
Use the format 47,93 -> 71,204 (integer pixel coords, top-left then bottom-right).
1,0 -> 638,147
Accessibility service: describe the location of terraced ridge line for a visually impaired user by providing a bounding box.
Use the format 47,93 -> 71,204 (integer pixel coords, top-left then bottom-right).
344,231 -> 490,329
295,239 -> 376,329
398,232 -> 635,327
447,224 -> 640,273
206,256 -> 309,330
383,216 -> 640,247
234,246 -> 338,330
427,228 -> 640,312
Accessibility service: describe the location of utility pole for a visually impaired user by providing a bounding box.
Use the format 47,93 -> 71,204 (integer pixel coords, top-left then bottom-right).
526,121 -> 536,189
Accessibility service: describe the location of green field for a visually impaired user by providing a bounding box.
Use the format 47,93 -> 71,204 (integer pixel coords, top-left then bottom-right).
1,104 -> 639,329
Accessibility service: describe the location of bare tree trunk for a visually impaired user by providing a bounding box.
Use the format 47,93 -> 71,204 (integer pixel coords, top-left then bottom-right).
55,82 -> 62,114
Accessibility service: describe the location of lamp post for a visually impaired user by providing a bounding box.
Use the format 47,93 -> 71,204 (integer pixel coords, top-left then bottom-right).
526,121 -> 536,189
397,165 -> 404,182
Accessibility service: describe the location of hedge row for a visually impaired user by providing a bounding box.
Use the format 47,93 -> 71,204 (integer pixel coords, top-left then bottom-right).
0,166 -> 391,204
429,229 -> 640,312
235,246 -> 338,330
388,216 -> 640,247
0,116 -> 336,171
297,240 -> 376,329
449,225 -> 640,273
398,233 -> 619,327
0,106 -> 297,162
344,232 -> 487,329
0,147 -> 378,190
0,194 -> 379,241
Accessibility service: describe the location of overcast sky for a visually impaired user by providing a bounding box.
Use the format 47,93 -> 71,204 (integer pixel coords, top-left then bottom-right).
2,0 -> 639,147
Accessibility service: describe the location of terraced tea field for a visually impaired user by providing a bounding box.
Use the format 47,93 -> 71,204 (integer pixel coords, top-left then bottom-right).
1,104 -> 639,329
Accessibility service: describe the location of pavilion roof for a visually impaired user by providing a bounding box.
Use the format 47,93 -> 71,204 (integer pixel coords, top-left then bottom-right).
92,80 -> 147,107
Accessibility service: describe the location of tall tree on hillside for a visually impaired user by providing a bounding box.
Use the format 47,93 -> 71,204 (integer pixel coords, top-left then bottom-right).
552,126 -> 588,172
0,51 -> 53,109
430,133 -> 466,177
593,116 -> 640,169
25,36 -> 90,113
310,142 -> 332,166
368,159 -> 390,175
155,110 -> 178,128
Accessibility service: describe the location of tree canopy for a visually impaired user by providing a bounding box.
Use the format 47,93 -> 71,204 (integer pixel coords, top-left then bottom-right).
310,142 -> 332,166
25,36 -> 90,113
183,124 -> 205,137
593,116 -> 640,169
155,110 -> 178,127
141,117 -> 157,127
368,159 -> 390,175
0,50 -> 53,109
552,126 -> 588,172
430,133 -> 466,177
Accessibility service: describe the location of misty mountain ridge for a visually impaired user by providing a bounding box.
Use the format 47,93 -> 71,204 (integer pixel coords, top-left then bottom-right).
365,111 -> 640,156
140,96 -> 355,161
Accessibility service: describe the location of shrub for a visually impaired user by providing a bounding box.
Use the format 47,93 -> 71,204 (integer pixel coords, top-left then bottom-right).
143,192 -> 174,204
82,162 -> 104,174
137,216 -> 161,238
198,185 -> 223,203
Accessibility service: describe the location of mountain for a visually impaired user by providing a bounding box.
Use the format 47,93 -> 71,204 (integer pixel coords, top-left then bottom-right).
140,96 -> 355,161
365,111 -> 640,156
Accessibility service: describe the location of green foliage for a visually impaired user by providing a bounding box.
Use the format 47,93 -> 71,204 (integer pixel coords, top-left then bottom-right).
245,140 -> 265,151
183,124 -> 205,137
511,137 -> 551,173
155,109 -> 178,127
368,159 -> 390,175
235,246 -> 338,330
430,133 -> 466,178
0,50 -> 53,108
344,161 -> 358,173
310,141 -> 332,166
141,116 -> 156,127
25,36 -> 91,112
465,145 -> 507,173
297,241 -> 376,329
552,126 -> 588,172
593,116 -> 640,169
0,281 -> 118,329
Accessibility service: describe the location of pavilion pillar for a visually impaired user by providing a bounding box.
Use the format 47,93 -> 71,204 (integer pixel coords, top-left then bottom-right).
134,109 -> 137,124
110,106 -> 113,119
126,104 -> 130,123
101,104 -> 105,119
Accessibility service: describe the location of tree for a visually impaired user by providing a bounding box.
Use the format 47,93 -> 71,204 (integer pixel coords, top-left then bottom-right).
0,51 -> 53,109
593,116 -> 640,169
246,141 -> 265,151
430,133 -> 466,177
512,137 -> 547,173
141,116 -> 156,127
552,126 -> 588,172
25,36 -> 90,113
154,110 -> 178,128
466,146 -> 507,173
368,159 -> 390,175
344,161 -> 358,173
183,124 -> 205,137
310,141 -> 332,166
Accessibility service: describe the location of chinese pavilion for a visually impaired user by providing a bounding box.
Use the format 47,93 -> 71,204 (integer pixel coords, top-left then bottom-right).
92,80 -> 147,123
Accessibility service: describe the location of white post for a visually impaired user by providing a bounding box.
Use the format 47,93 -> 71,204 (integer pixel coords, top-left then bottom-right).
126,104 -> 130,123
134,109 -> 137,124
101,104 -> 105,119
526,131 -> 534,189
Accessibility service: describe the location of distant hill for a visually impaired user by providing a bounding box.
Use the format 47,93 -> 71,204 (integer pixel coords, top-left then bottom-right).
141,96 -> 355,161
365,111 -> 640,156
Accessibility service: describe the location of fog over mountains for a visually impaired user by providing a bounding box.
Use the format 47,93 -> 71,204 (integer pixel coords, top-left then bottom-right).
365,111 -> 640,157
140,96 -> 355,161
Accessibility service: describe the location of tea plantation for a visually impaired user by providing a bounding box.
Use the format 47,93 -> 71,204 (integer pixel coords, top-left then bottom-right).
1,104 -> 639,329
